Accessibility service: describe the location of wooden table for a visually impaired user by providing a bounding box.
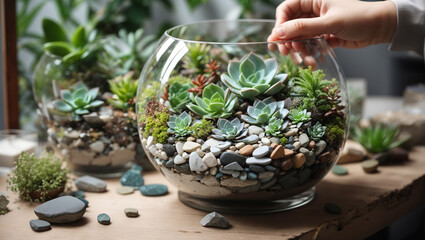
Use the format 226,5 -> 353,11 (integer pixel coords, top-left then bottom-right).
1,146 -> 425,240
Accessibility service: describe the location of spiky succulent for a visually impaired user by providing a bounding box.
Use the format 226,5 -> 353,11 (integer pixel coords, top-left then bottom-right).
182,43 -> 211,74
221,52 -> 288,99
187,84 -> 238,118
241,97 -> 289,125
308,122 -> 327,141
291,67 -> 331,105
211,118 -> 248,140
167,82 -> 193,112
352,124 -> 408,153
288,108 -> 311,128
167,111 -> 192,138
54,82 -> 103,121
107,72 -> 138,110
265,118 -> 289,137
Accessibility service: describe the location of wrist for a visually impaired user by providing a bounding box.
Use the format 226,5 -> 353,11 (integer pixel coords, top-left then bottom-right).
374,1 -> 398,44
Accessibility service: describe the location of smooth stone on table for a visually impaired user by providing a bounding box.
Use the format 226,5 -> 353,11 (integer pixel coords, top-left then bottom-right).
140,184 -> 168,196
124,208 -> 139,218
252,146 -> 270,158
338,139 -> 367,164
324,202 -> 342,214
220,152 -> 246,166
72,190 -> 85,198
78,198 -> 89,207
246,157 -> 271,165
116,186 -> 135,195
34,196 -> 86,223
200,212 -> 231,229
120,165 -> 144,188
97,213 -> 111,225
29,219 -> 51,232
0,192 -> 9,211
332,165 -> 348,175
74,175 -> 107,192
362,159 -> 379,173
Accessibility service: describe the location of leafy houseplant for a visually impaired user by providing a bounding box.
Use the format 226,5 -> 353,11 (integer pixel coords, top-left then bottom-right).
7,152 -> 68,202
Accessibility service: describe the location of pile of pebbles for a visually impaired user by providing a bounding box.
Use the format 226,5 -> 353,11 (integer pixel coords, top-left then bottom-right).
143,124 -> 337,197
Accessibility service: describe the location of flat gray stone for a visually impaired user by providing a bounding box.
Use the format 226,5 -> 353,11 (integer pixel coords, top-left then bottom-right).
116,186 -> 135,195
204,139 -> 222,148
189,152 -> 208,172
248,126 -> 264,135
252,146 -> 270,158
223,162 -> 244,171
74,175 -> 107,192
217,141 -> 231,150
315,140 -> 327,156
124,208 -> 139,217
200,212 -> 231,229
97,213 -> 111,225
140,184 -> 168,196
29,219 -> 51,232
299,133 -> 309,147
210,147 -> 221,157
246,157 -> 272,165
34,196 -> 86,223
239,135 -> 259,144
176,141 -> 184,155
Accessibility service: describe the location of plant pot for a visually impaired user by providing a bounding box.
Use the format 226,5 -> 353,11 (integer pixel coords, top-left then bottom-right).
136,20 -> 349,213
33,53 -> 153,178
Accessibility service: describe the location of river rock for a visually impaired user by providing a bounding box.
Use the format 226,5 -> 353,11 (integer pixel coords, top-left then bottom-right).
252,146 -> 270,158
315,140 -> 327,156
200,212 -> 231,229
116,186 -> 135,195
239,135 -> 259,144
97,213 -> 111,225
338,139 -> 367,164
299,133 -> 309,147
189,152 -> 207,172
248,126 -> 264,135
120,165 -> 144,188
223,162 -> 244,171
74,175 -> 107,192
89,141 -> 105,153
246,157 -> 272,165
291,153 -> 306,168
284,148 -> 295,157
174,155 -> 186,165
220,152 -> 246,166
239,145 -> 255,156
29,219 -> 51,232
174,162 -> 192,174
163,144 -> 176,157
34,196 -> 86,223
140,184 -> 168,196
176,141 -> 184,155
270,145 -> 285,159
183,142 -> 201,153
217,141 -> 232,150
202,152 -> 218,167
362,159 -> 379,173
124,208 -> 139,218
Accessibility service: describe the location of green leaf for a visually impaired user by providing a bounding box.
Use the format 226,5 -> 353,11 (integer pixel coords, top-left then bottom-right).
209,102 -> 224,113
71,26 -> 86,48
74,99 -> 87,108
62,50 -> 84,63
43,42 -> 72,56
42,18 -> 68,42
203,84 -> 224,100
72,88 -> 88,101
75,108 -> 89,115
87,100 -> 103,108
54,100 -> 73,112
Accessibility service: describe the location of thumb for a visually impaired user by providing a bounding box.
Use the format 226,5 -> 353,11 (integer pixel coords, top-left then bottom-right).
274,17 -> 331,39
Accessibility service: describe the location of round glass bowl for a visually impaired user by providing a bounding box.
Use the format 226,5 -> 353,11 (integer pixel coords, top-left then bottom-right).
33,53 -> 150,178
136,19 -> 349,213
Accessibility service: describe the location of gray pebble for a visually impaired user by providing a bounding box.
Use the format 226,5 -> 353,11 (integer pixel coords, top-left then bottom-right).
200,212 -> 231,229
29,219 -> 51,232
74,175 -> 107,192
252,146 -> 270,158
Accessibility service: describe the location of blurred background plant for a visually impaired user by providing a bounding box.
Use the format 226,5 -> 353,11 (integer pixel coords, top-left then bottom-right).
16,0 -> 279,132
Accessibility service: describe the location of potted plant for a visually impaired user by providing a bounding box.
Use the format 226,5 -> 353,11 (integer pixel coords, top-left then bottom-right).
7,152 -> 68,202
33,18 -> 156,177
136,20 -> 349,213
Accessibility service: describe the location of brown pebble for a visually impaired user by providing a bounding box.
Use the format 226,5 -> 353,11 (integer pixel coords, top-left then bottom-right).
239,145 -> 254,156
222,175 -> 231,179
270,143 -> 278,149
283,148 -> 295,157
270,145 -> 285,160
291,153 -> 306,168
281,159 -> 293,171
308,141 -> 316,149
319,151 -> 331,163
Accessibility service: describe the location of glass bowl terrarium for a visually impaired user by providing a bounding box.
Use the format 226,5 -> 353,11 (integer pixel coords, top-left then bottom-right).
33,19 -> 155,177
136,20 -> 349,213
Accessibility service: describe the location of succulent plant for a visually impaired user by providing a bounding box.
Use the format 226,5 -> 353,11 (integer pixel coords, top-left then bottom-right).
107,72 -> 138,110
288,108 -> 311,128
212,118 -> 248,140
182,43 -> 211,74
188,74 -> 215,96
291,67 -> 331,105
321,81 -> 345,118
42,18 -> 98,64
352,124 -> 409,153
308,122 -> 327,141
53,82 -> 103,121
265,118 -> 289,137
221,52 -> 288,98
167,111 -> 193,138
167,82 -> 193,112
187,84 -> 238,118
241,97 -> 289,125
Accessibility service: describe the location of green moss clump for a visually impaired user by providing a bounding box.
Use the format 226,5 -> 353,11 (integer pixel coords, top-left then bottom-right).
280,136 -> 288,145
168,75 -> 192,85
325,121 -> 345,148
7,152 -> 68,202
188,118 -> 213,139
144,111 -> 170,143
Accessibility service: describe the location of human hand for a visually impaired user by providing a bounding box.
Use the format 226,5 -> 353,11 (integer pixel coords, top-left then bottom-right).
268,0 -> 397,49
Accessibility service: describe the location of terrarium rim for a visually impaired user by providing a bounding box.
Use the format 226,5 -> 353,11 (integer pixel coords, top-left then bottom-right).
165,19 -> 324,45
